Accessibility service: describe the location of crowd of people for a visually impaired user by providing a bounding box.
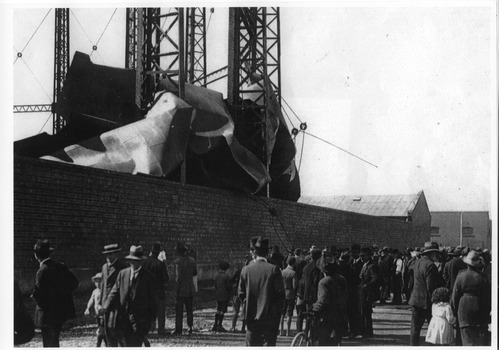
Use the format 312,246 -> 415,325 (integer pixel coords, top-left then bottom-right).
20,237 -> 492,347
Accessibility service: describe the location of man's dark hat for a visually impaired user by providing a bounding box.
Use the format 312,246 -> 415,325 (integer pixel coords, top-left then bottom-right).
359,247 -> 372,256
422,241 -> 440,254
102,243 -> 121,254
250,236 -> 269,250
339,251 -> 351,262
151,241 -> 162,253
391,248 -> 400,255
33,239 -> 54,254
287,256 -> 297,266
176,242 -> 188,254
323,260 -> 338,274
350,243 -> 361,252
125,245 -> 146,260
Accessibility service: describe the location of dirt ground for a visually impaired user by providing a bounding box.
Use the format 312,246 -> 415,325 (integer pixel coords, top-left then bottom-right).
17,287 -> 421,347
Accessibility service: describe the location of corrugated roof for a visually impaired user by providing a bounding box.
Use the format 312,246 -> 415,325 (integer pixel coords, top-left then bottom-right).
299,192 -> 423,217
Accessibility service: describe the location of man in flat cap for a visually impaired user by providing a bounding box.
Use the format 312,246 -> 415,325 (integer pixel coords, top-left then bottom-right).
100,245 -> 156,347
408,241 -> 445,345
32,239 -> 79,347
99,243 -> 127,346
239,236 -> 285,346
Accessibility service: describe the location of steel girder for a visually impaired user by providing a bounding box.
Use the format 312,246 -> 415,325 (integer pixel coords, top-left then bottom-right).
186,8 -> 207,85
126,8 -> 185,111
228,7 -> 281,109
13,104 -> 53,113
53,8 -> 70,134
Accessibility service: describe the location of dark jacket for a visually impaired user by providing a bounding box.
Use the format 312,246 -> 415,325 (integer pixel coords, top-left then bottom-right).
238,258 -> 284,325
100,258 -> 128,306
103,267 -> 156,336
174,255 -> 197,298
215,270 -> 232,302
32,259 -> 79,328
142,256 -> 169,295
443,256 -> 467,291
408,255 -> 444,309
301,260 -> 322,305
312,273 -> 348,334
359,259 -> 380,303
451,268 -> 491,328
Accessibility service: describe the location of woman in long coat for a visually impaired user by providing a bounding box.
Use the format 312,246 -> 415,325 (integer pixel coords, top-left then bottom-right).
451,250 -> 491,346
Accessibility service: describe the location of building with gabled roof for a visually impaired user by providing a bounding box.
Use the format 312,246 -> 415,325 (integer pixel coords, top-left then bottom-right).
299,190 -> 431,243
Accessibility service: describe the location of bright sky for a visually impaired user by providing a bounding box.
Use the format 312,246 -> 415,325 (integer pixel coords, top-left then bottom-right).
5,1 -> 498,213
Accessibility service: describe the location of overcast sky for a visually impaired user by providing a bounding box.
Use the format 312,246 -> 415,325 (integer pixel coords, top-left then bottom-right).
6,1 -> 497,213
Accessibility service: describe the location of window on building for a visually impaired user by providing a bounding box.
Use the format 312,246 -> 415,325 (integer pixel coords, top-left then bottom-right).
462,226 -> 474,237
430,226 -> 440,236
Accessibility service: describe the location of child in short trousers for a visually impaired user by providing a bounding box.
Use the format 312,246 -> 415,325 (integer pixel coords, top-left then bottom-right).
213,261 -> 231,332
84,272 -> 107,347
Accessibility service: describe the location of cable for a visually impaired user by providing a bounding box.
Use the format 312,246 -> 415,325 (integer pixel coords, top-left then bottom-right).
304,131 -> 378,168
37,113 -> 53,135
20,58 -> 52,102
94,8 -> 118,48
281,96 -> 303,124
298,131 -> 305,173
206,8 -> 214,33
281,105 -> 295,129
14,9 -> 52,65
70,9 -> 94,52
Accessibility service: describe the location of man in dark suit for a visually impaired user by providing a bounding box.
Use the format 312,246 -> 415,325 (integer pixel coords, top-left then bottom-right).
100,245 -> 156,347
297,248 -> 322,333
239,236 -> 285,346
358,247 -> 379,339
99,243 -> 127,346
408,241 -> 445,346
173,242 -> 198,335
32,239 -> 79,347
312,257 -> 349,345
142,241 -> 169,335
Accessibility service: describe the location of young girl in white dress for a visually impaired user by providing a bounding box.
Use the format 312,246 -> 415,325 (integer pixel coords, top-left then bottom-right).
425,287 -> 456,345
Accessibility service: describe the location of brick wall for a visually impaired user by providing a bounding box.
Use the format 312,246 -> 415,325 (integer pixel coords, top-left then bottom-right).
14,156 -> 429,291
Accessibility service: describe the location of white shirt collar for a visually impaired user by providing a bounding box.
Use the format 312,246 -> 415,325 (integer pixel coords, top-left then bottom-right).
39,257 -> 51,267
255,256 -> 267,262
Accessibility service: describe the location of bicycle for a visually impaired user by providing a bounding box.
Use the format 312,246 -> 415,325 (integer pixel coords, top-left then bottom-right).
291,311 -> 318,346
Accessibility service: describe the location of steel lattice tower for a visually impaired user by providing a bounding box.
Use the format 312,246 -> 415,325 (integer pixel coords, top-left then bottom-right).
186,8 -> 207,85
125,8 -> 185,112
53,8 -> 70,134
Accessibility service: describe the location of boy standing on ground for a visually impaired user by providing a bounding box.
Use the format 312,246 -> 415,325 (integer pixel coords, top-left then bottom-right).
213,261 -> 232,332
280,256 -> 298,336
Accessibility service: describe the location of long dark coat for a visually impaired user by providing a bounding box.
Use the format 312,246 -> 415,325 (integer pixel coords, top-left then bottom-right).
359,259 -> 380,303
238,258 -> 284,326
103,267 -> 156,336
312,273 -> 349,335
443,256 -> 467,291
408,255 -> 444,309
301,260 -> 322,305
451,268 -> 491,328
32,259 -> 79,328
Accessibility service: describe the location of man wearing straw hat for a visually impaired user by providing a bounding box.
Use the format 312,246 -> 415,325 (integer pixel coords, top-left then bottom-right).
100,245 -> 156,347
408,241 -> 445,346
99,243 -> 127,347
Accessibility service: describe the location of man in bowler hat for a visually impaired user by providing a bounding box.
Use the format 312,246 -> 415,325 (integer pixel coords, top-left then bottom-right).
100,245 -> 156,347
408,241 -> 445,345
238,236 -> 285,346
32,239 -> 79,347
